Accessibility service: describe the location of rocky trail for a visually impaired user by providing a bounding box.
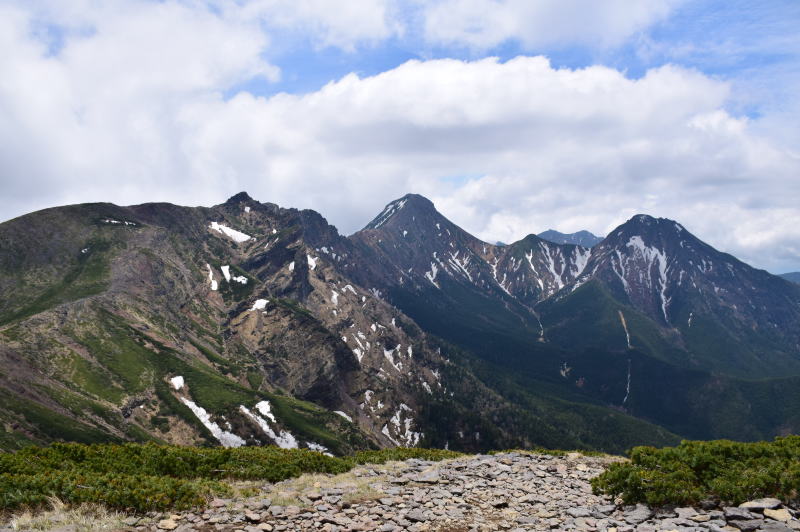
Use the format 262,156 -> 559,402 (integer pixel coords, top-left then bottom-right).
6,452 -> 800,532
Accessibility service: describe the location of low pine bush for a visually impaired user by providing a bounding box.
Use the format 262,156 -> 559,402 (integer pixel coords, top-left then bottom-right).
592,436 -> 800,506
0,443 -> 461,513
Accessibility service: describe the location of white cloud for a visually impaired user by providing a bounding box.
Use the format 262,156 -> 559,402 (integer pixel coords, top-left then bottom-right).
420,0 -> 681,50
218,0 -> 402,50
0,3 -> 798,273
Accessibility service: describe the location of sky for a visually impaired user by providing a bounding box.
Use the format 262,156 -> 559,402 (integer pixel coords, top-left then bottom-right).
0,0 -> 798,273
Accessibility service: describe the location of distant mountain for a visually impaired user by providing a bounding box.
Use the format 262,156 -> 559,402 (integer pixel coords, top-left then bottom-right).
351,195 -> 800,442
2,191 -> 800,453
538,229 -> 603,247
781,272 -> 800,284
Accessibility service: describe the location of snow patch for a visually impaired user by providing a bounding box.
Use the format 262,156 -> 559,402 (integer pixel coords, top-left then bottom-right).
307,255 -> 318,270
384,344 -> 403,372
306,442 -> 333,456
209,222 -> 251,243
170,376 -> 184,390
240,403 -> 298,449
425,262 -> 440,288
369,198 -> 407,229
333,411 -> 353,423
221,265 -> 232,282
181,398 -> 245,447
206,264 -> 218,291
250,299 -> 268,311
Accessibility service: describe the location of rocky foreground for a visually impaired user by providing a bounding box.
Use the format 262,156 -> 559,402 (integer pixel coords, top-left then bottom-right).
9,452 -> 800,531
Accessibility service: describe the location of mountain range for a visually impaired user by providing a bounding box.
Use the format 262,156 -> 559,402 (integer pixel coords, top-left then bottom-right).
537,229 -> 603,247
1,192 -> 799,454
781,272 -> 800,284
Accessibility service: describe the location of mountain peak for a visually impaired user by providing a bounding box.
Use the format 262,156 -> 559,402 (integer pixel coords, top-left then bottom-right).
538,229 -> 602,247
363,193 -> 438,230
610,214 -> 687,240
225,191 -> 254,204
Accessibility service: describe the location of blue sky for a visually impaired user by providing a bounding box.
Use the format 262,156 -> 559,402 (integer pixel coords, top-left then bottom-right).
0,0 -> 798,272
261,0 -> 799,116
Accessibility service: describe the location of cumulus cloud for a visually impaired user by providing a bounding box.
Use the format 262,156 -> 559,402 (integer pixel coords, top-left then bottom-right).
420,0 -> 682,50
0,2 -> 798,273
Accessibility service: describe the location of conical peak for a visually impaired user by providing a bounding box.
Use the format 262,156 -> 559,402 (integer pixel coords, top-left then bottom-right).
364,193 -> 439,230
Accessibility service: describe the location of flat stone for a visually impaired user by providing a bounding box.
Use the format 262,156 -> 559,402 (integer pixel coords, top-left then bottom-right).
157,519 -> 179,530
730,519 -> 765,531
624,504 -> 653,524
414,470 -> 441,484
739,498 -> 782,511
765,508 -> 793,522
567,507 -> 592,518
760,523 -> 794,532
724,507 -> 758,520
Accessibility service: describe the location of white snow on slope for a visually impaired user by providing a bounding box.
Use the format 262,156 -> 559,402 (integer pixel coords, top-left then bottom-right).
331,290 -> 339,306
370,198 -> 407,229
333,410 -> 353,423
384,345 -> 403,372
425,262 -> 440,288
572,247 -> 592,277
388,404 -> 422,447
170,375 -> 184,390
206,264 -> 218,291
181,398 -> 246,447
232,275 -> 247,284
240,403 -> 298,449
250,299 -> 268,311
221,265 -> 232,282
288,261 -> 295,272
626,236 -> 670,322
540,242 -> 565,292
448,251 -> 473,282
209,222 -> 251,243
307,255 -> 318,270
306,442 -> 333,456
524,250 -> 545,292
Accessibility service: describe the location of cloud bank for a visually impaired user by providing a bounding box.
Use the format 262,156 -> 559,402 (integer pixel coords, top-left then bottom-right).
0,1 -> 797,273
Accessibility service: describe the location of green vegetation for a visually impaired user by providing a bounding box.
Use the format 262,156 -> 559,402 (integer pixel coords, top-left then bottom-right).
0,443 -> 460,512
592,436 -> 800,506
0,238 -> 113,326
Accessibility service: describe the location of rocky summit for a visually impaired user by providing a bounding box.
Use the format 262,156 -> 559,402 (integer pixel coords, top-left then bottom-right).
28,451 -> 794,532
